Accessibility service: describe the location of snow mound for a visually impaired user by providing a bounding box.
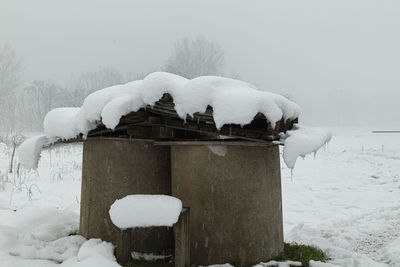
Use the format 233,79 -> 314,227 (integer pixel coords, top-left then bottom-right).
282,125 -> 332,169
81,80 -> 144,130
42,71 -> 300,139
76,239 -> 116,262
140,72 -> 188,107
109,194 -> 182,229
62,239 -> 120,267
16,134 -> 49,169
100,81 -> 144,129
11,235 -> 86,263
22,72 -> 301,170
140,73 -> 300,129
44,108 -> 84,140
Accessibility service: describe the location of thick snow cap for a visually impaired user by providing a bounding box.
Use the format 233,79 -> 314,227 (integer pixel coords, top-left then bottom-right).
44,108 -> 85,141
17,72 -> 334,171
42,72 -> 301,139
109,194 -> 182,229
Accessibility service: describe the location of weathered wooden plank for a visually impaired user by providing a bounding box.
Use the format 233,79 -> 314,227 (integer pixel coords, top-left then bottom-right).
120,228 -> 132,266
86,93 -> 298,142
174,208 -> 190,267
154,140 -> 275,147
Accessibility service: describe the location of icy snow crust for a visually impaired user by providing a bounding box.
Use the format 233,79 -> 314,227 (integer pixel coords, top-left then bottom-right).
44,72 -> 301,139
109,194 -> 182,229
3,129 -> 400,266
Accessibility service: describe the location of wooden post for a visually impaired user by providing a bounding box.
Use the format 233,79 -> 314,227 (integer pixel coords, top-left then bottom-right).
121,228 -> 132,265
174,208 -> 190,267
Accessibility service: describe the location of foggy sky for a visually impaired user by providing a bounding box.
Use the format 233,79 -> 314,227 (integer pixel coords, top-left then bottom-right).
1,0 -> 400,127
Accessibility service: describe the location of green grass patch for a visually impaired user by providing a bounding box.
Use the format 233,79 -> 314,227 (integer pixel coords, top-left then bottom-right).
68,230 -> 78,236
276,243 -> 328,267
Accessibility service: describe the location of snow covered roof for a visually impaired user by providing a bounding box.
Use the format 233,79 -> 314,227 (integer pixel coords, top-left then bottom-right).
43,72 -> 301,141
16,72 -> 332,171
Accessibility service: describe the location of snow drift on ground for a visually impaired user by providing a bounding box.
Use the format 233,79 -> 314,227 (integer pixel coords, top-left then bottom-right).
62,238 -> 120,267
109,194 -> 182,229
2,128 -> 400,266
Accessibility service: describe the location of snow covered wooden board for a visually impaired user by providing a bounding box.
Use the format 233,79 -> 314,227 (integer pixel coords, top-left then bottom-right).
17,71 -> 308,170
41,72 -> 300,140
109,194 -> 182,229
88,107 -> 298,142
84,93 -> 298,142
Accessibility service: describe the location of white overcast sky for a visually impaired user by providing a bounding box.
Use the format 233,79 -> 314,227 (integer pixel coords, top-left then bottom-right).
1,0 -> 399,127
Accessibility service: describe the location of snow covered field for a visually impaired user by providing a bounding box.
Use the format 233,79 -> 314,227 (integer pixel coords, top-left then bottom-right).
282,128 -> 400,266
0,128 -> 399,266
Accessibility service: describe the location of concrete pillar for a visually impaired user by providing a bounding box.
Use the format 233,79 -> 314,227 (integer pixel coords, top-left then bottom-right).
171,144 -> 284,267
79,138 -> 173,263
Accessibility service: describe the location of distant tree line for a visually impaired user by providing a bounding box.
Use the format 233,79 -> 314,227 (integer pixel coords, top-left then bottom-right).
0,36 -> 238,132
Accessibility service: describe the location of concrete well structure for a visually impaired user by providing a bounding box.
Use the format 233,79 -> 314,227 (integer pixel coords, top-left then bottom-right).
79,137 -> 283,266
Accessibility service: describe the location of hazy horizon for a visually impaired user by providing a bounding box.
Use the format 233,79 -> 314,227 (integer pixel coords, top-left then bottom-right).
2,0 -> 399,128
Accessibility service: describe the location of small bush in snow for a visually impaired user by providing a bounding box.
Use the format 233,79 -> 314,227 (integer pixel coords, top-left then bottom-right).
276,243 -> 328,267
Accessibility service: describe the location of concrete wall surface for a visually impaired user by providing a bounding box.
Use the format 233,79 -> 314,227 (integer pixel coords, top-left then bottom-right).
79,138 -> 174,262
171,144 -> 284,267
80,139 -> 283,266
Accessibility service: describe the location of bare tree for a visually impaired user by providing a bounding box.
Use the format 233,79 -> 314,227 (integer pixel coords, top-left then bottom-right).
51,66 -> 125,107
16,67 -> 125,130
165,36 -> 225,79
0,44 -> 21,131
0,132 -> 25,173
0,44 -> 20,95
74,66 -> 124,101
22,80 -> 65,129
125,69 -> 159,82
